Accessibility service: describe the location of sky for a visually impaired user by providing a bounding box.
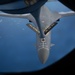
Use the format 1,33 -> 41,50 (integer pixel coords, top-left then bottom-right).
0,1 -> 75,72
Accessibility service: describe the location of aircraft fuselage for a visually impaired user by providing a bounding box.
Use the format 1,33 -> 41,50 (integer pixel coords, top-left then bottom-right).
28,5 -> 60,64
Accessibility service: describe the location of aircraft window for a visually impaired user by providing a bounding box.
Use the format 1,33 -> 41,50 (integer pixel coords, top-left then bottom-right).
24,0 -> 38,7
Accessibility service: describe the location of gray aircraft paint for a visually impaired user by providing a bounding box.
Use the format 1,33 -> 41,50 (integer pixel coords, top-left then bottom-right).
26,6 -> 61,63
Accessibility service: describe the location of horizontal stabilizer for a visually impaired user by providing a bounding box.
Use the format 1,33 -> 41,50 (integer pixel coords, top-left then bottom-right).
59,0 -> 75,11
26,23 -> 40,34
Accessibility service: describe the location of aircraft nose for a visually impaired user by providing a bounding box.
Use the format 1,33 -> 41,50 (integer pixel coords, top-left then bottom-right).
38,48 -> 49,64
